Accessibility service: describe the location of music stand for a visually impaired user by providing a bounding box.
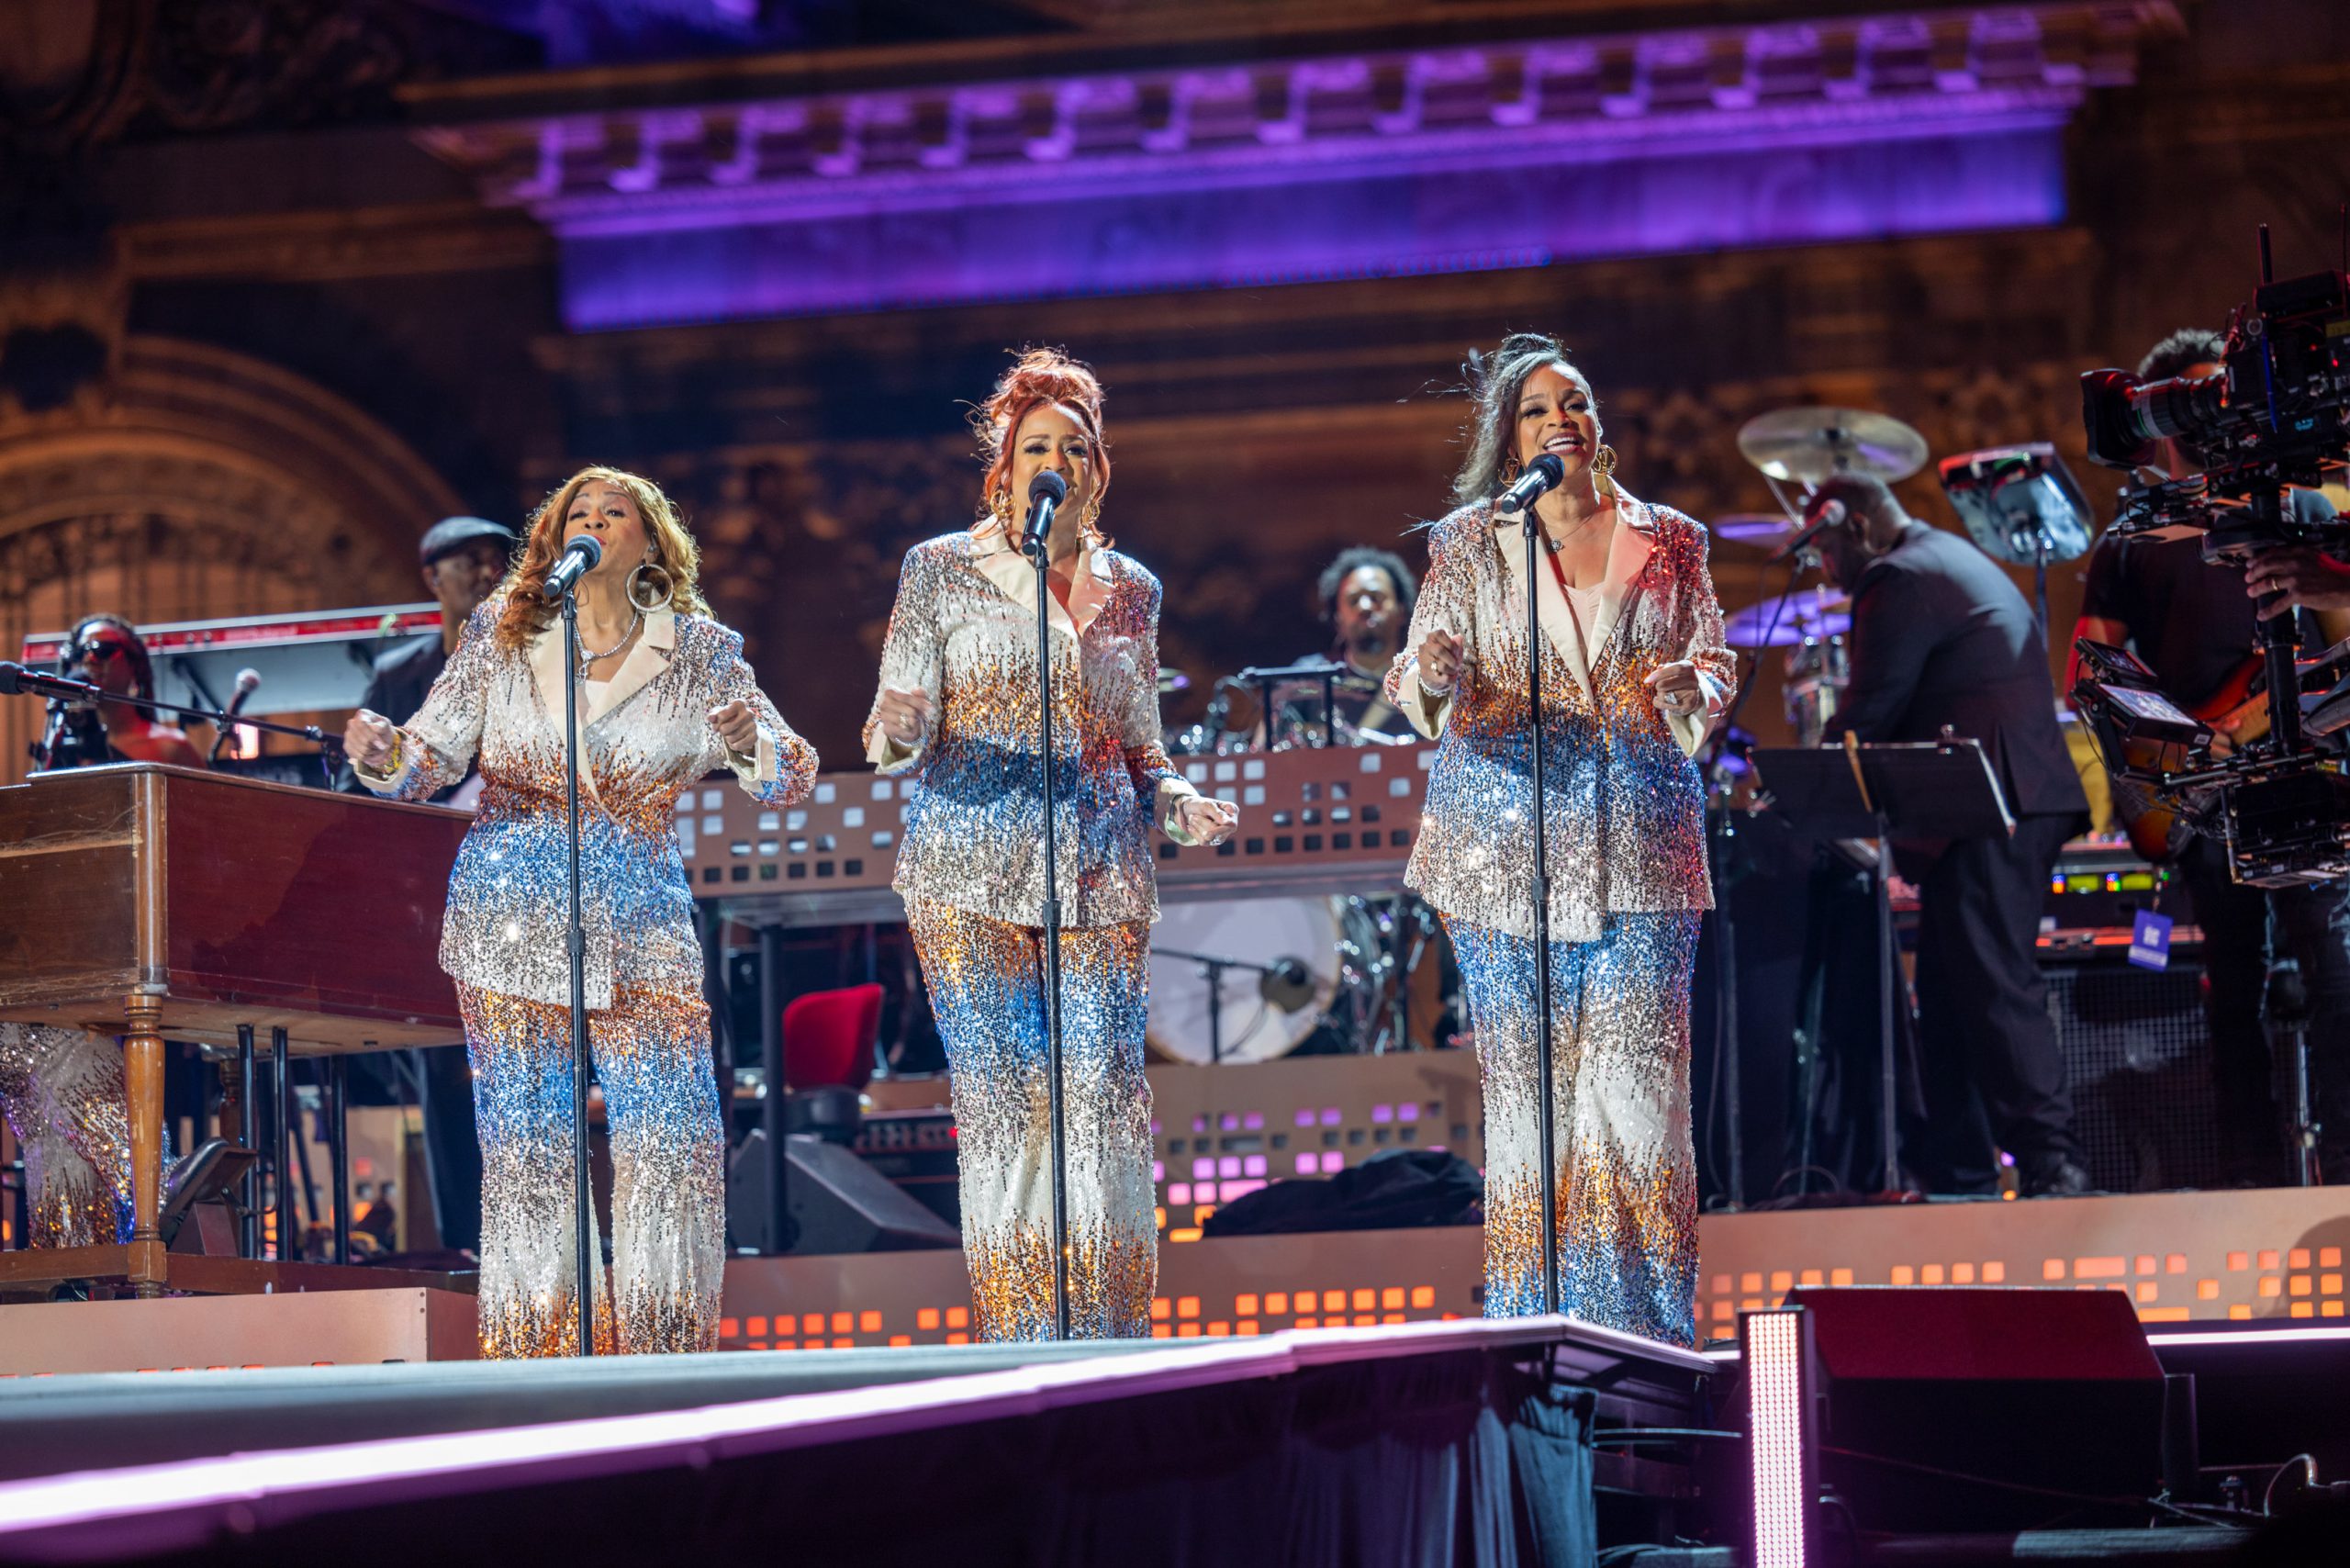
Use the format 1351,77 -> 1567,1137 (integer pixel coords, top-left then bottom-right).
1751,737 -> 2015,1196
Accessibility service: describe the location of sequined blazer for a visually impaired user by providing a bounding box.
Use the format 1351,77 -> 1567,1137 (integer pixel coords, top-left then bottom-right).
355,594 -> 817,1009
1385,492 -> 1736,943
864,522 -> 1203,929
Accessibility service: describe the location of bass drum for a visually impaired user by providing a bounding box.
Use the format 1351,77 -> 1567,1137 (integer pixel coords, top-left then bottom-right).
1146,897 -> 1343,1065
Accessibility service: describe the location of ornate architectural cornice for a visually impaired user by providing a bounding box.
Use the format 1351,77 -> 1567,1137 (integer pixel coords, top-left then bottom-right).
411,3 -> 2181,327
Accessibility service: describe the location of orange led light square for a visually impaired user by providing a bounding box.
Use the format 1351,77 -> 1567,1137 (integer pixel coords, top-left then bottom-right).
948,1331 -> 969,1345
1177,1295 -> 1201,1319
1267,1292 -> 1290,1315
1323,1290 -> 1346,1312
1352,1289 -> 1375,1311
1237,1320 -> 1260,1336
1151,1297 -> 1171,1322
802,1313 -> 824,1335
1831,1267 -> 1857,1285
831,1312 -> 853,1334
1982,1262 -> 2006,1282
946,1306 -> 968,1329
1952,1263 -> 1975,1284
1353,1314 -> 1375,1327
859,1311 -> 882,1333
917,1308 -> 941,1330
1381,1287 -> 1404,1310
2198,1280 -> 2219,1300
1152,1325 -> 1171,1339
721,1317 -> 742,1338
1236,1294 -> 1259,1316
1207,1322 -> 1230,1338
1178,1324 -> 1202,1338
2260,1250 -> 2280,1271
1297,1316 -> 1318,1329
1410,1286 -> 1436,1308
1889,1265 -> 1913,1285
2228,1251 -> 2250,1271
2291,1249 -> 2312,1270
889,1335 -> 911,1347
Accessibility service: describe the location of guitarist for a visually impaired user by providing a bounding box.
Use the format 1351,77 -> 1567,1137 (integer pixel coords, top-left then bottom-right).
2072,328 -> 2350,1187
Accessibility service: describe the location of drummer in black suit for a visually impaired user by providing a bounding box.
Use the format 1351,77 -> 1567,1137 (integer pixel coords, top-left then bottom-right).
1805,474 -> 2092,1196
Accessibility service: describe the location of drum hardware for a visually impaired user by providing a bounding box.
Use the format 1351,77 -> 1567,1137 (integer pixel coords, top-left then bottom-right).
1236,658 -> 1348,749
1155,946 -> 1315,1065
1936,443 -> 2094,636
1721,586 -> 1851,648
1736,408 -> 1930,486
1158,666 -> 1191,696
1714,511 -> 1803,545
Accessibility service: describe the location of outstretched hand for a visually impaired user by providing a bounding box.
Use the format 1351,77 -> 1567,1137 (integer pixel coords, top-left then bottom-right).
711,699 -> 759,755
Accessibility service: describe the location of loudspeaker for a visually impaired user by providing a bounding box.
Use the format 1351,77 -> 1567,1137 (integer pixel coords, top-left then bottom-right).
1782,1286 -> 2166,1531
2043,958 -> 2221,1192
727,1129 -> 959,1255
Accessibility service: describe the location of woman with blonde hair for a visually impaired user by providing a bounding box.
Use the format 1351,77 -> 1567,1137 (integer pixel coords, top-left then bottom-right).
1388,335 -> 1733,1346
345,465 -> 816,1357
867,349 -> 1237,1340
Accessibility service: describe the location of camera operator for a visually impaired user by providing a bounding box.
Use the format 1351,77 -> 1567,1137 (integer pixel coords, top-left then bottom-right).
1806,475 -> 2092,1198
2071,328 -> 2350,1187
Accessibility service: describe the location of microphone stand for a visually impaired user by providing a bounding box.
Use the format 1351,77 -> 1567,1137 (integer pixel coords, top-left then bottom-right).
557,588 -> 597,1358
0,664 -> 345,756
1024,510 -> 1073,1342
1517,502 -> 1562,1318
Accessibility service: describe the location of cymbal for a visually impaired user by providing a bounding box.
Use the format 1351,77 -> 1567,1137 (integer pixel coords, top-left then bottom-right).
1937,444 -> 2094,566
1723,588 -> 1852,647
1158,666 -> 1190,694
1715,512 -> 1797,543
1737,408 -> 1930,484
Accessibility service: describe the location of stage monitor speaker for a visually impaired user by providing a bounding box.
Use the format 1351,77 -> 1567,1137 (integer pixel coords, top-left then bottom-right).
727,1129 -> 959,1255
2042,958 -> 2220,1192
1782,1286 -> 2166,1532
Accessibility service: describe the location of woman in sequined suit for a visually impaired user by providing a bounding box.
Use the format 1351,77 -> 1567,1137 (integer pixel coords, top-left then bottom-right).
0,1025 -> 133,1248
867,350 -> 1239,1341
1386,336 -> 1734,1346
347,467 -> 817,1358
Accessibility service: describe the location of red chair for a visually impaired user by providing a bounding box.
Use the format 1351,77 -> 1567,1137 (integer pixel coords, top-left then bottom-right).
781,982 -> 883,1092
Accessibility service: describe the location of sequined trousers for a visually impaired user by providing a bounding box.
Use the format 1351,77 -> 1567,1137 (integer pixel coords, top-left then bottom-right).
1446,911 -> 1702,1347
454,980 -> 724,1359
907,897 -> 1156,1341
0,1025 -> 133,1248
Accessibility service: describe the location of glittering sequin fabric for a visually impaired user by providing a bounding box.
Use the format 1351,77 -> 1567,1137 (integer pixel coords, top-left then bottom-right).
356,597 -> 819,1010
1383,494 -> 1735,944
863,524 -> 1203,928
357,596 -> 814,1357
457,980 -> 722,1359
907,897 -> 1156,1341
0,1025 -> 133,1248
1449,913 -> 1702,1346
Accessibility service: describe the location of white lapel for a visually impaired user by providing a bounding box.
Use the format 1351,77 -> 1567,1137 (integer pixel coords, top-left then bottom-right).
587,608 -> 676,723
1065,543 -> 1114,637
528,619 -> 604,808
972,521 -> 1081,641
1493,505 -> 1591,704
1585,495 -> 1659,666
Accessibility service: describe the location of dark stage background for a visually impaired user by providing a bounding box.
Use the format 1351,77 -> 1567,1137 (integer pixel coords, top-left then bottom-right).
4,0 -> 2348,778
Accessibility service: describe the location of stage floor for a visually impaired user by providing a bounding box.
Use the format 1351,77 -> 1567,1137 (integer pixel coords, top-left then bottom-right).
0,1316 -> 1712,1564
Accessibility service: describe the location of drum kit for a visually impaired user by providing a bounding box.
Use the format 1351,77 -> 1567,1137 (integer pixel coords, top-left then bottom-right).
1713,408 -> 2093,749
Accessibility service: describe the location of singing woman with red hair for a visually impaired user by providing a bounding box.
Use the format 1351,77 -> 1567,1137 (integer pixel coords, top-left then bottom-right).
866,349 -> 1238,1340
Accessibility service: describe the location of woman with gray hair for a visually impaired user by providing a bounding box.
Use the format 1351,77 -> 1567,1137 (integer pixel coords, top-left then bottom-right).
1385,333 -> 1733,1345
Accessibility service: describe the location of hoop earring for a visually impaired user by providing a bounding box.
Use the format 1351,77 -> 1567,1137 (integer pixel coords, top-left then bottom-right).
627,558 -> 674,613
989,488 -> 1013,530
1591,444 -> 1619,502
1499,454 -> 1522,486
1082,497 -> 1102,537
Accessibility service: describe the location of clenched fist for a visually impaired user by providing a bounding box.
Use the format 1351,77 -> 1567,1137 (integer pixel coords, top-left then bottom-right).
710,699 -> 759,756
874,685 -> 934,747
1416,629 -> 1465,695
343,709 -> 397,771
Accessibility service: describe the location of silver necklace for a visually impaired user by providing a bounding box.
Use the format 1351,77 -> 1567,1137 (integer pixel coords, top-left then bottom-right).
576,609 -> 642,666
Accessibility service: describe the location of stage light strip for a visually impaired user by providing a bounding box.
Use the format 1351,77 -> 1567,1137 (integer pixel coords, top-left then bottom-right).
0,1316 -> 1701,1548
2144,1326 -> 2350,1349
1743,1307 -> 1813,1568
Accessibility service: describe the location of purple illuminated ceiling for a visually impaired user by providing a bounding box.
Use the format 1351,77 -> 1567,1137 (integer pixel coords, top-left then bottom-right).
416,5 -> 2181,329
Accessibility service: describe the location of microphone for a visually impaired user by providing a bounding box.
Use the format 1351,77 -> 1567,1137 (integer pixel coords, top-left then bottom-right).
542,534 -> 602,600
1259,957 -> 1315,1013
0,662 -> 98,701
1023,471 -> 1068,557
1496,453 -> 1566,516
1772,498 -> 1847,563
208,668 -> 262,763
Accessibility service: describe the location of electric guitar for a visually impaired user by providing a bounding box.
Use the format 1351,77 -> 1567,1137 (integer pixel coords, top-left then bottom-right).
2107,655 -> 2266,862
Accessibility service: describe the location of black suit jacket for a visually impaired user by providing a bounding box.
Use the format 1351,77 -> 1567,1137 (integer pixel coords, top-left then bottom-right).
1837,522 -> 2088,823
333,633 -> 462,800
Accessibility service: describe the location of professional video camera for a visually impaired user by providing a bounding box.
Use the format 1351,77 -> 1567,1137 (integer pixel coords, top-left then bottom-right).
2070,223 -> 2350,887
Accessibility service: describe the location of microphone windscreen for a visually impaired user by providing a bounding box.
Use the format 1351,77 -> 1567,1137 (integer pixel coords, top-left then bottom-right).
233,668 -> 262,696
0,662 -> 20,697
567,533 -> 604,566
1028,470 -> 1069,503
1530,453 -> 1565,487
